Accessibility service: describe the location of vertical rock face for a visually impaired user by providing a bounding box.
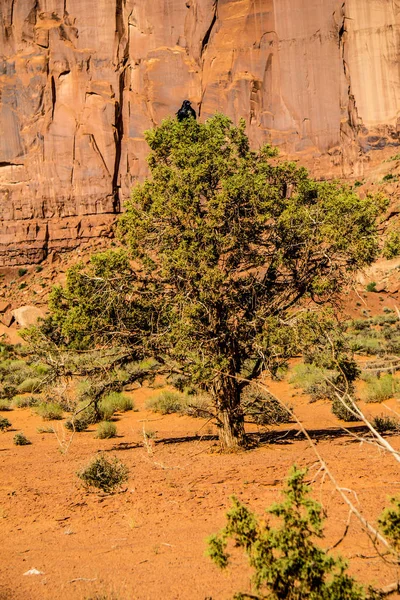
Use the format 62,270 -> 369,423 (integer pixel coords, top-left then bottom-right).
0,0 -> 399,265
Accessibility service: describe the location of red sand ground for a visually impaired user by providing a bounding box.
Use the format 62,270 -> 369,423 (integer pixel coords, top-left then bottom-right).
1,381 -> 400,600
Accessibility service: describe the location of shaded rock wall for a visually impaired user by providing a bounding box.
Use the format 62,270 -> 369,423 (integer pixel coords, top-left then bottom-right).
0,0 -> 399,264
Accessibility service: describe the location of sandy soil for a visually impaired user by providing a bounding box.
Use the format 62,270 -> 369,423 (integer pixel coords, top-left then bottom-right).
1,381 -> 400,600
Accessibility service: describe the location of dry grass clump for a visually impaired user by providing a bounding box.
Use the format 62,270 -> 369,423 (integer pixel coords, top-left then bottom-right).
146,390 -> 212,417
99,392 -> 134,420
77,454 -> 128,493
35,402 -> 64,421
242,387 -> 292,426
13,432 -> 31,445
95,421 -> 117,439
371,414 -> 400,433
0,416 -> 12,431
0,398 -> 12,411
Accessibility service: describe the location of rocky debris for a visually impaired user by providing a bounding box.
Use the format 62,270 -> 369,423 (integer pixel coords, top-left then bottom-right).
1,310 -> 14,328
0,0 -> 399,266
11,306 -> 45,328
0,301 -> 11,314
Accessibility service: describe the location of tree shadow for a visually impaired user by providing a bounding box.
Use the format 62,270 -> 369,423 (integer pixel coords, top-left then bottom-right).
107,424 -> 379,451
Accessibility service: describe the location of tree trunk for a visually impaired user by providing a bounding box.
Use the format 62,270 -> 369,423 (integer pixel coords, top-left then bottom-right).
212,373 -> 247,450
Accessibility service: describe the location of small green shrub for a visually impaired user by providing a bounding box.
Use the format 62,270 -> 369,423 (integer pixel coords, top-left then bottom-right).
18,268 -> 27,277
13,432 -> 31,445
37,426 -> 54,434
77,454 -> 129,493
372,414 -> 400,433
0,399 -> 12,411
366,281 -> 377,292
362,374 -> 400,403
288,363 -> 334,402
242,387 -> 292,425
208,466 -> 365,599
146,390 -> 189,414
99,392 -> 133,419
0,416 -> 11,431
95,421 -> 117,439
17,377 -> 44,394
35,402 -> 63,421
35,265 -> 43,273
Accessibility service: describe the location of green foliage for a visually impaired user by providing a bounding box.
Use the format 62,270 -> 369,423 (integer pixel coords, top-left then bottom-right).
41,250 -> 142,349
77,454 -> 129,493
208,466 -> 365,599
95,421 -> 117,439
0,416 -> 11,431
378,497 -> 400,552
361,374 -> 400,403
18,268 -> 27,277
13,432 -> 31,445
371,414 -> 400,433
35,402 -> 63,420
366,282 -> 377,293
39,115 -> 386,447
382,231 -> 400,259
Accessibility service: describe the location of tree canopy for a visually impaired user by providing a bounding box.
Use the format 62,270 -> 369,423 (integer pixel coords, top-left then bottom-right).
42,114 -> 386,449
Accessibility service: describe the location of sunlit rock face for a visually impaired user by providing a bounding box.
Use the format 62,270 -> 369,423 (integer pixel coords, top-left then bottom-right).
0,0 -> 399,264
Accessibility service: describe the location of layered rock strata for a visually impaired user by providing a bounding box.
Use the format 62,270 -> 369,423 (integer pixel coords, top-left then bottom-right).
0,0 -> 399,264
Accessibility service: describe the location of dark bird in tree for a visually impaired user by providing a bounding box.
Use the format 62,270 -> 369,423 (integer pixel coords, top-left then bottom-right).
176,100 -> 197,122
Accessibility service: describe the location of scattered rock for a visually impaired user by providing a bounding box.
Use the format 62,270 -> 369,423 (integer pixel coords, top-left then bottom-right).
11,306 -> 45,328
0,301 -> 11,314
1,310 -> 14,328
23,568 -> 44,576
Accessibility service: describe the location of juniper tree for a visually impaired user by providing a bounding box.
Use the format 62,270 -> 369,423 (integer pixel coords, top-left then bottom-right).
207,467 -> 365,599
42,114 -> 385,449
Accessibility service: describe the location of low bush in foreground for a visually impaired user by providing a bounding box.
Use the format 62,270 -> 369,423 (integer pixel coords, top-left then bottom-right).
77,454 -> 129,493
13,432 -> 31,445
95,421 -> 117,439
208,466 -> 365,600
0,416 -> 11,431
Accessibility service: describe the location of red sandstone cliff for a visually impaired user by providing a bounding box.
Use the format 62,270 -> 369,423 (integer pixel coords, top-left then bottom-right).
0,0 -> 399,265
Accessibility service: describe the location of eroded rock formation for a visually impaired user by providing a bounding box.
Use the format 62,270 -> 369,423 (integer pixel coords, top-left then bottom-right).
1,0 -> 399,264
